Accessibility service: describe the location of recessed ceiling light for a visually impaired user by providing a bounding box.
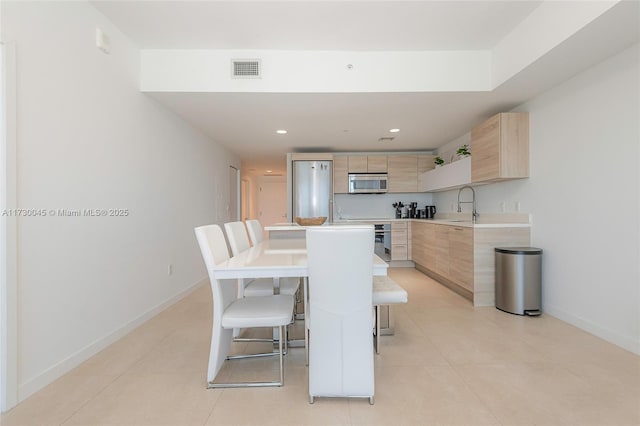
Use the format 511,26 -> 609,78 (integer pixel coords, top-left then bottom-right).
389,128 -> 400,133
276,129 -> 287,134
266,170 -> 273,173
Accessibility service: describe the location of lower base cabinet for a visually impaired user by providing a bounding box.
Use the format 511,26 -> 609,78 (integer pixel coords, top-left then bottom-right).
411,221 -> 530,306
391,221 -> 408,261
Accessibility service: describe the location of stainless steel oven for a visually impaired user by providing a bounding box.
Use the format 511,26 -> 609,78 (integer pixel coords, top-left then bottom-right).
374,223 -> 391,263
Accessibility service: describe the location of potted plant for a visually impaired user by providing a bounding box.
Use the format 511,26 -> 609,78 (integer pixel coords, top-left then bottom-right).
434,156 -> 444,167
456,144 -> 471,159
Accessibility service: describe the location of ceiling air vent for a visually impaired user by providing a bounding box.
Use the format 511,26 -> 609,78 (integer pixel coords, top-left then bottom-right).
231,59 -> 261,79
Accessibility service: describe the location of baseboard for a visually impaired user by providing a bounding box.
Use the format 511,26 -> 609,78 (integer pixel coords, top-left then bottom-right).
18,278 -> 208,402
414,263 -> 473,303
543,303 -> 640,355
389,260 -> 415,268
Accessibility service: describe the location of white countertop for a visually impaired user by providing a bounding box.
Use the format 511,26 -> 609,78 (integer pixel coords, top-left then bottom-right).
333,218 -> 531,228
267,219 -> 530,229
211,238 -> 388,279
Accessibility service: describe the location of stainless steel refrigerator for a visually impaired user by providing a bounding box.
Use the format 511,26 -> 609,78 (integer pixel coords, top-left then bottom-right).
292,160 -> 333,223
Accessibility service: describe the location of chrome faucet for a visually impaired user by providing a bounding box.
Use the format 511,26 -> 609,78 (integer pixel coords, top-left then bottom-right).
457,185 -> 478,223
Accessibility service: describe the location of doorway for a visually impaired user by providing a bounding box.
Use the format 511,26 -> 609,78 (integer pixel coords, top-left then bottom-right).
258,178 -> 287,226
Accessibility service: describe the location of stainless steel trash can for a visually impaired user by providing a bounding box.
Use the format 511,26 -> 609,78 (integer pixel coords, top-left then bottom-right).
495,247 -> 542,316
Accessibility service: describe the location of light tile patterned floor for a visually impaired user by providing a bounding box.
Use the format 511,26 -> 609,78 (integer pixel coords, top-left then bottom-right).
2,268 -> 639,425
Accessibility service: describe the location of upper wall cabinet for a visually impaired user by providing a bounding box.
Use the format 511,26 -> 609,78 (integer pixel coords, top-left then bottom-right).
388,155 -> 418,193
471,112 -> 529,183
333,156 -> 349,194
348,155 -> 387,173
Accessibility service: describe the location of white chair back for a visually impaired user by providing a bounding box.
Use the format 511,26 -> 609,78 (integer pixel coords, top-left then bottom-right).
306,225 -> 375,400
246,219 -> 264,246
194,224 -> 236,381
224,221 -> 251,256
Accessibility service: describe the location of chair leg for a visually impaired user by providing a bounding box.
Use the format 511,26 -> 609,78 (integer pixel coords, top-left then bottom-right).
305,326 -> 309,366
279,325 -> 285,385
207,325 -> 285,389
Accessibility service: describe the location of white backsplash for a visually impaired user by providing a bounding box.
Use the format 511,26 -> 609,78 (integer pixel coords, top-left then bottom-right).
334,193 -> 434,219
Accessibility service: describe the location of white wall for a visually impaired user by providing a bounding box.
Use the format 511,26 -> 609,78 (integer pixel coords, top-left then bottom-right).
2,1 -> 239,402
434,44 -> 640,354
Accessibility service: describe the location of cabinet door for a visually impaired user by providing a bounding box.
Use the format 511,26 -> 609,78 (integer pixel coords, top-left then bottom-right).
388,155 -> 418,193
348,155 -> 368,173
471,114 -> 501,182
410,221 -> 426,266
391,221 -> 408,260
333,156 -> 349,194
471,112 -> 529,183
433,224 -> 450,277
367,156 -> 387,173
449,227 -> 474,291
423,222 -> 436,269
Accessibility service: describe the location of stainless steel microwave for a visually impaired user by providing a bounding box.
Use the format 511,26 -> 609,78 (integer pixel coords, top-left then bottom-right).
348,173 -> 388,194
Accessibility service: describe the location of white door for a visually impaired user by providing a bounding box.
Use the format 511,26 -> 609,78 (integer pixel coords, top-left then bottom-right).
258,180 -> 287,226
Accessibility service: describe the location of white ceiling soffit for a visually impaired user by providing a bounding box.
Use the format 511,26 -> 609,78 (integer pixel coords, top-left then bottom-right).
92,1 -> 639,176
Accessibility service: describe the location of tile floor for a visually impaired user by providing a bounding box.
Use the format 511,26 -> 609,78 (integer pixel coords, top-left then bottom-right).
2,268 -> 639,425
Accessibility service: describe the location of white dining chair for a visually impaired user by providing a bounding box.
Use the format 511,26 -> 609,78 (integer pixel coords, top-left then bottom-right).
224,221 -> 300,298
306,225 -> 375,404
372,276 -> 408,354
245,219 -> 265,246
194,224 -> 294,388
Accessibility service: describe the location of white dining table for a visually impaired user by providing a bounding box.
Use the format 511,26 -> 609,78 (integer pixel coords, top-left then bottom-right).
211,238 -> 389,281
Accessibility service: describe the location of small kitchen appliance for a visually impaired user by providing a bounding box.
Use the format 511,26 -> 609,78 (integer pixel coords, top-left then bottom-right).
407,202 -> 418,218
392,202 -> 404,219
425,205 -> 436,219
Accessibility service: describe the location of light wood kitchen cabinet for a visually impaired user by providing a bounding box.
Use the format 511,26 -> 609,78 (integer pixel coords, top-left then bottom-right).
410,221 -> 425,266
348,155 -> 368,173
391,221 -> 408,261
333,156 -> 349,193
411,220 -> 530,306
367,156 -> 388,173
448,226 -> 474,292
433,224 -> 450,277
471,112 -> 529,183
388,155 -> 418,193
411,220 -> 434,268
348,155 -> 387,173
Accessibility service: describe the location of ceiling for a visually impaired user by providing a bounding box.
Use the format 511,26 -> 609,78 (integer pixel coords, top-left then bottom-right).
92,1 -> 639,176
